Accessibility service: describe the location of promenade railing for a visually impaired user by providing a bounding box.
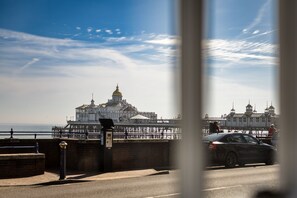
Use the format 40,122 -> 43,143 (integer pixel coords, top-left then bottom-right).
51,131 -> 182,140
0,130 -> 53,139
0,129 -> 182,140
0,128 -> 270,140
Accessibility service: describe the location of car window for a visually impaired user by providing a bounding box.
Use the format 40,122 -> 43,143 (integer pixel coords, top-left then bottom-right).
224,134 -> 245,143
203,133 -> 226,142
243,134 -> 259,144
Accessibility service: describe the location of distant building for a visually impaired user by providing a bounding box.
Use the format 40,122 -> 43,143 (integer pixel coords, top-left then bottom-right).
202,102 -> 279,130
224,102 -> 278,129
75,85 -> 157,123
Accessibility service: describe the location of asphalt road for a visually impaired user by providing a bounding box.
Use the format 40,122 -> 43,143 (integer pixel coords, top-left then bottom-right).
0,164 -> 280,198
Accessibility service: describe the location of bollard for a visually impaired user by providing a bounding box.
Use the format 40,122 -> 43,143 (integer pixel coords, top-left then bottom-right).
59,141 -> 67,180
10,128 -> 13,139
85,131 -> 88,140
125,130 -> 128,139
35,142 -> 39,153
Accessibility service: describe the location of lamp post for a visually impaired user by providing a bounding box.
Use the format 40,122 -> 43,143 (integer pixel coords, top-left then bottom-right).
59,141 -> 67,180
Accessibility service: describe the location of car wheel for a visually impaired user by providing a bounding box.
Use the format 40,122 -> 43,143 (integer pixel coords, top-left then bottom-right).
225,152 -> 237,168
266,152 -> 275,165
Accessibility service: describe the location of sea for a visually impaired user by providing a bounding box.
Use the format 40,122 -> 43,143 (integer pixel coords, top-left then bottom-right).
0,123 -> 64,139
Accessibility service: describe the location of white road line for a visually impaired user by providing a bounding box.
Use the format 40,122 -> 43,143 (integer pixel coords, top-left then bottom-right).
144,185 -> 243,198
203,185 -> 243,192
144,193 -> 180,198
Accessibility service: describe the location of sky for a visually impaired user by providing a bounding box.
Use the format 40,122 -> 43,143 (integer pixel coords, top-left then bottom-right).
0,0 -> 277,125
204,0 -> 278,117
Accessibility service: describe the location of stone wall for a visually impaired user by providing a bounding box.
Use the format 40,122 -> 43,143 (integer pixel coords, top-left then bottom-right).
0,153 -> 45,178
0,138 -> 178,172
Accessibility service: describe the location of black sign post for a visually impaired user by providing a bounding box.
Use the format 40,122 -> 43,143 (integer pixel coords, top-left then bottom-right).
99,119 -> 114,172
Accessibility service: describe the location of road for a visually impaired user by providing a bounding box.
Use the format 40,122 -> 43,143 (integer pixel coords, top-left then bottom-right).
0,165 -> 280,198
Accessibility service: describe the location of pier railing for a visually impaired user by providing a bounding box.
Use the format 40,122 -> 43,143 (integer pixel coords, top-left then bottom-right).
0,128 -> 270,140
0,130 -> 53,139
0,129 -> 182,140
50,131 -> 182,140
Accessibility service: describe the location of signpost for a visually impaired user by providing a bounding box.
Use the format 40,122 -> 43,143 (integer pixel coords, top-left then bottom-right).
99,119 -> 114,172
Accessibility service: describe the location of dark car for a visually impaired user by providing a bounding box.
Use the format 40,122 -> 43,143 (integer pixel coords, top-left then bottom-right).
203,133 -> 276,168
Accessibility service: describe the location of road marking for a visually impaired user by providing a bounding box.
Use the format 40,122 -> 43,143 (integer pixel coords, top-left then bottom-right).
203,185 -> 242,191
144,185 -> 243,197
144,193 -> 180,198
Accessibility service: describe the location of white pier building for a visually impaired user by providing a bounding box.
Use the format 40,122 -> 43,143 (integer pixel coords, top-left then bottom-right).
75,85 -> 157,123
224,102 -> 278,129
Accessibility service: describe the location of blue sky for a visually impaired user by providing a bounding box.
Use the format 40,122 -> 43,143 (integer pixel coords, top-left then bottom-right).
0,0 -> 178,124
0,0 -> 277,124
204,0 -> 278,116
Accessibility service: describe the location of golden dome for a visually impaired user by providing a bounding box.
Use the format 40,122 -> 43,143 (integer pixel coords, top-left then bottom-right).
112,85 -> 122,97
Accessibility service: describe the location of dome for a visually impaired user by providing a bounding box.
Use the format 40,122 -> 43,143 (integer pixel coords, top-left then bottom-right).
246,104 -> 252,108
269,105 -> 275,109
268,102 -> 275,109
112,85 -> 122,97
230,102 -> 235,113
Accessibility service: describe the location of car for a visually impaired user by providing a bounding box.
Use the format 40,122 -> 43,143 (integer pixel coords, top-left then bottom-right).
203,133 -> 277,168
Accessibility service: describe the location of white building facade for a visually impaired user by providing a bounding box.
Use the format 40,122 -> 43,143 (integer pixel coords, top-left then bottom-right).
225,103 -> 278,129
75,85 -> 157,123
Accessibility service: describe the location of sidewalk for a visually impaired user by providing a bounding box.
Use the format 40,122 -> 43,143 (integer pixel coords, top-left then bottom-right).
0,169 -> 169,187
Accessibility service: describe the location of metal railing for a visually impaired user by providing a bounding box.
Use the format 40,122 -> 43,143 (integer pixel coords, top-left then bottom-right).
0,128 -> 272,140
0,130 -> 53,139
52,131 -> 182,140
0,128 -> 182,140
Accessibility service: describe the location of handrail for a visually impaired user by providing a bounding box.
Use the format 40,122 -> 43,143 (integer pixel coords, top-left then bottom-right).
1,128 -> 270,140
0,131 -> 53,139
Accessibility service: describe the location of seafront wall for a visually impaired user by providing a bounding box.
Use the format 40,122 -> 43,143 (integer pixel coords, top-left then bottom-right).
0,139 -> 178,172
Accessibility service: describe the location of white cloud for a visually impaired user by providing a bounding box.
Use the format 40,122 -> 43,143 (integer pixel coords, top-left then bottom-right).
87,27 -> 93,33
0,28 -> 76,46
244,30 -> 275,40
95,29 -> 101,33
205,39 -> 277,67
105,37 -> 128,42
0,29 -> 177,123
252,30 -> 260,34
19,58 -> 40,71
244,0 -> 271,33
105,29 -> 113,34
76,27 -> 81,30
143,34 -> 179,46
145,38 -> 177,45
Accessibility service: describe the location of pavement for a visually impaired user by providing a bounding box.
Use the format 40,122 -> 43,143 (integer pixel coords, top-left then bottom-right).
0,169 -> 170,187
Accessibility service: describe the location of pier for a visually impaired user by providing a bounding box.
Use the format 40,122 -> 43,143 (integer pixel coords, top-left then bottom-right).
51,119 -> 182,140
